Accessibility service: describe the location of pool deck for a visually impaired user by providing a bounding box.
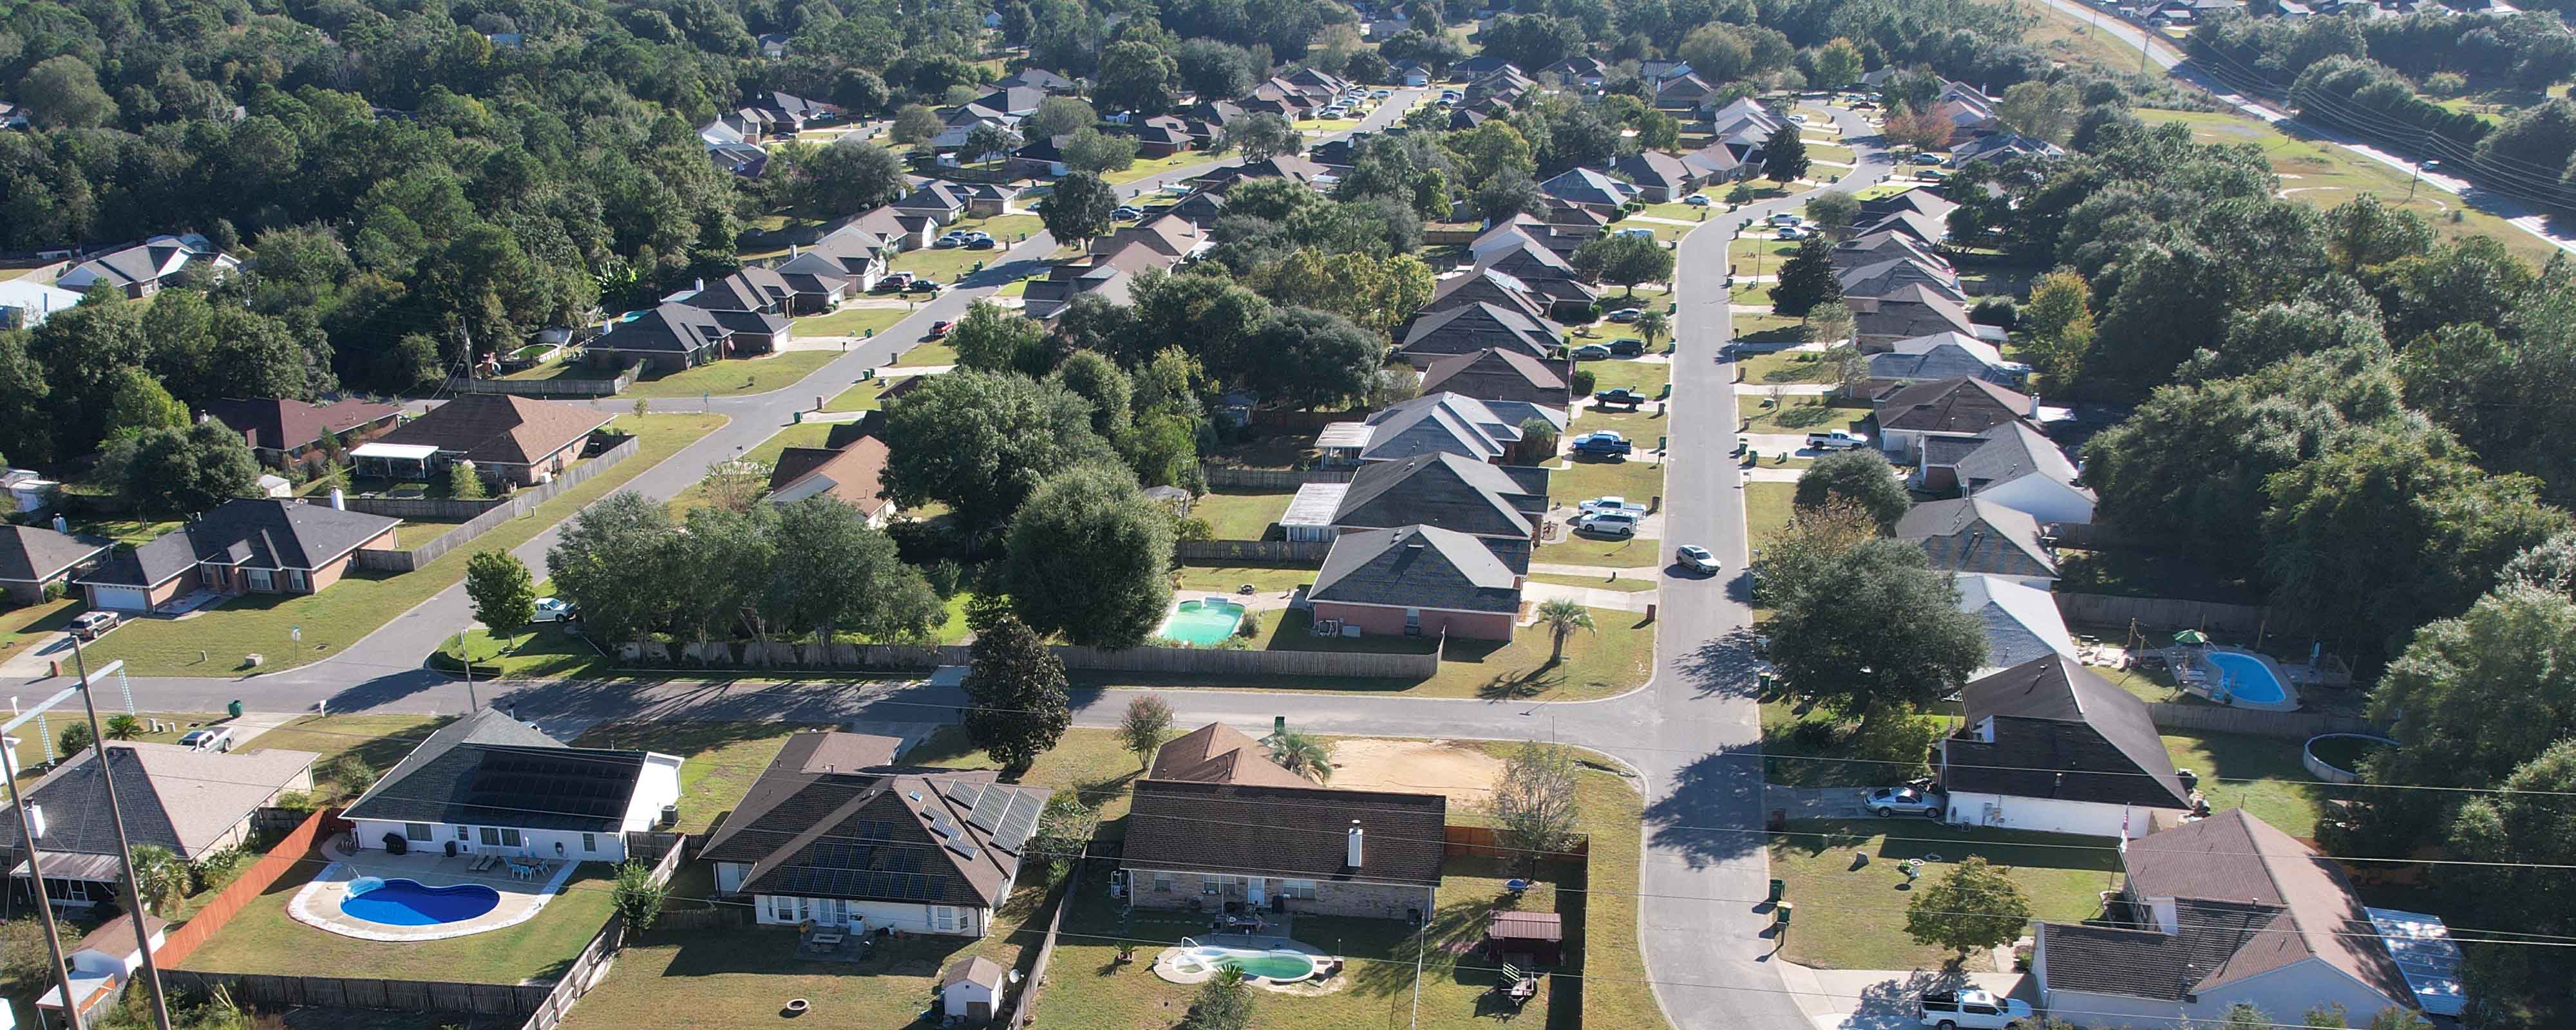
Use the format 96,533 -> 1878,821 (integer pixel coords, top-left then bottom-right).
1155,596 -> 1253,646
2178,646 -> 2302,713
1150,933 -> 1338,991
288,836 -> 580,942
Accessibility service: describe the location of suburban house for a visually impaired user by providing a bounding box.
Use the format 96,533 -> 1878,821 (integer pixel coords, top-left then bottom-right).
588,303 -> 741,371
891,182 -> 974,224
0,278 -> 83,330
1839,258 -> 1965,304
1,742 -> 318,909
1955,573 -> 2078,675
1871,376 -> 2034,458
1855,209 -> 1948,246
1195,154 -> 1332,192
1610,151 -> 1702,203
1280,452 -> 1550,547
667,270 -> 795,353
2032,810 -> 2450,1027
1466,230 -> 1602,317
1896,497 -> 2058,586
1939,653 -> 2194,839
55,235 -> 239,299
703,730 -> 1048,937
369,393 -> 614,487
766,435 -> 895,526
34,913 -> 169,1027
1021,239 -> 1168,320
1147,722 -> 1315,789
344,708 -> 683,865
76,500 -> 401,612
1124,764 -> 1445,919
1090,214 -> 1207,260
1396,301 -> 1562,367
1858,187 -> 1960,225
1918,422 -> 2096,526
1848,287 -> 1982,350
1542,56 -> 1608,89
1653,73 -> 1717,111
1537,167 -> 1640,211
1862,332 -> 2022,393
1953,131 -> 2067,166
0,524 -> 111,605
852,205 -> 941,250
1451,55 -> 1517,79
1315,392 -> 1567,465
1418,348 -> 1573,407
200,397 -> 404,470
1423,267 -> 1553,324
989,68 -> 1076,93
773,226 -> 893,308
1307,524 -> 1525,640
1833,231 -> 1950,273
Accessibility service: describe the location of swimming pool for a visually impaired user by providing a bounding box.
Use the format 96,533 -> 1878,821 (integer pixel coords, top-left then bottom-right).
339,877 -> 502,926
1158,597 -> 1247,646
1171,945 -> 1318,982
2202,649 -> 2297,712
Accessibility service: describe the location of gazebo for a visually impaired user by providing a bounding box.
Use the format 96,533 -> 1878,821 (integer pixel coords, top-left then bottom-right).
1486,910 -> 1563,966
348,442 -> 440,482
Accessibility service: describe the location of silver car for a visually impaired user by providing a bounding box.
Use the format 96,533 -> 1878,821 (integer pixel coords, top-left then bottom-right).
1868,787 -> 1944,819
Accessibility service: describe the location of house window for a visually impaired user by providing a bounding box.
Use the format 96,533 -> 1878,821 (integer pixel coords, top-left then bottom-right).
582,833 -> 596,852
458,826 -> 471,841
1204,875 -> 1238,895
1153,873 -> 1175,893
480,827 -> 522,848
404,823 -> 433,842
247,569 -> 274,592
931,906 -> 962,932
770,895 -> 797,922
285,569 -> 308,592
1282,879 -> 1318,900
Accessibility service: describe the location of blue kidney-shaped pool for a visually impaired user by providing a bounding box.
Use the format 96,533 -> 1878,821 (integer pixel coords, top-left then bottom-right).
339,877 -> 503,926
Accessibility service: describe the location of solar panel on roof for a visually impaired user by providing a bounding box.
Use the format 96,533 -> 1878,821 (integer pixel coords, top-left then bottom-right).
990,789 -> 1041,854
945,780 -> 980,805
945,839 -> 980,861
966,787 -> 1010,833
929,817 -> 958,839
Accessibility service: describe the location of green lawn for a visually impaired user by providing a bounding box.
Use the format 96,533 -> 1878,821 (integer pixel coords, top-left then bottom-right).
1416,606 -> 1651,700
892,340 -> 957,368
2161,731 -> 2326,839
0,597 -> 77,666
393,520 -> 466,548
889,216 -> 1044,283
182,861 -> 620,983
1769,820 -> 2120,971
1175,564 -> 1316,595
1528,572 -> 1657,593
573,721 -> 836,834
75,413 -> 727,676
1743,397 -> 1867,435
1734,312 -> 1805,342
1575,355 -> 1671,398
623,351 -> 837,399
1104,149 -> 1217,185
789,305 -> 909,339
1539,528 -> 1665,570
1727,234 -> 1803,268
439,623 -> 606,679
822,374 -> 898,412
1739,349 -> 1835,384
1746,480 -> 1797,546
1190,488 -> 1296,539
1638,194 -> 1723,223
665,420 -> 835,516
1805,142 -> 1856,166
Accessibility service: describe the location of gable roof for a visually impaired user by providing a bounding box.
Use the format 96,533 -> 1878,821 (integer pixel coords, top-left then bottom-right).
377,394 -> 614,467
591,303 -> 735,355
1874,377 -> 2031,436
1398,301 -> 1559,362
1953,422 -> 2090,500
201,397 -> 403,454
79,500 -> 399,588
1833,232 -> 1951,272
1537,167 -> 1639,208
343,708 -> 651,833
1611,151 -> 1696,191
1148,723 -> 1316,789
767,436 -> 893,516
1857,209 -> 1948,244
1839,257 -> 1965,303
1868,339 -> 2014,386
1332,452 -> 1545,539
677,267 -> 791,313
1122,778 -> 1447,886
1311,524 -> 1520,613
0,742 -> 318,862
700,731 -> 1043,910
60,236 -> 231,292
1426,267 -> 1549,322
1418,348 -> 1569,406
1897,497 -> 2056,578
1955,574 -> 2079,673
0,525 -> 112,584
1946,653 -> 2187,808
1341,392 -> 1563,464
1852,290 -> 1979,341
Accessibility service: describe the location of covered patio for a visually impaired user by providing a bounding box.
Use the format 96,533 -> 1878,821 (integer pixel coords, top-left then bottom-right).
286,834 -> 579,942
348,441 -> 440,481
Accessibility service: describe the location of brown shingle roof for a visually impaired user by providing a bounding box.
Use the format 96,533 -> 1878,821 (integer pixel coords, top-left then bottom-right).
377,395 -> 613,467
1148,723 -> 1316,789
1122,778 -> 1447,887
766,436 -> 892,516
201,397 -> 402,453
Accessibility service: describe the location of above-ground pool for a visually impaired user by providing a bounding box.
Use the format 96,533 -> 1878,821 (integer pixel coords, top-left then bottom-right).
339,877 -> 502,926
1158,597 -> 1247,646
2200,649 -> 2298,712
1173,945 -> 1318,982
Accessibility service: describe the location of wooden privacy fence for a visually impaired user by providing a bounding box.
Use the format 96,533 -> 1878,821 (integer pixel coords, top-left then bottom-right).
162,971 -> 551,1017
613,640 -> 1441,680
156,809 -> 341,968
2052,592 -> 2298,637
1198,465 -> 1354,489
348,436 -> 639,572
1443,825 -> 1591,860
446,365 -> 636,398
1176,539 -> 1330,563
516,836 -> 687,1030
2146,704 -> 2385,742
1003,871 -> 1080,1029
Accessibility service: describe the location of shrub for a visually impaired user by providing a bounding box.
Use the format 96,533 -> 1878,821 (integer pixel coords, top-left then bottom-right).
1969,297 -> 2018,328
1570,368 -> 1597,395
317,753 -> 377,793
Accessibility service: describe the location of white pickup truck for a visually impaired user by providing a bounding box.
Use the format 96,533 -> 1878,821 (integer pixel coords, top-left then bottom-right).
1918,989 -> 2034,1030
1806,430 -> 1870,451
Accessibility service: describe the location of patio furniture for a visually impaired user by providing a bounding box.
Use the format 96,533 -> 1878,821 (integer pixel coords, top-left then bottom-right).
811,929 -> 846,948
1492,964 -> 1538,1009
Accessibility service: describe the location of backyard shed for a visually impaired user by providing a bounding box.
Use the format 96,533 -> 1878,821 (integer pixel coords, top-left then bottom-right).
942,955 -> 1007,1020
1486,910 -> 1562,965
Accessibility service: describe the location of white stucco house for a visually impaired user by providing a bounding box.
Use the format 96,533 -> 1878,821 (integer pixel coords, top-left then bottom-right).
342,709 -> 682,864
1938,654 -> 2195,839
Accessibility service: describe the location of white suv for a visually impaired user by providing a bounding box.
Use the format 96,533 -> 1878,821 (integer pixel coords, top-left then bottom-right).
1918,989 -> 2032,1030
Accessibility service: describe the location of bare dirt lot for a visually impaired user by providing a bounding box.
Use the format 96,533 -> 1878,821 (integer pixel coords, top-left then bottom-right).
1328,738 -> 1505,809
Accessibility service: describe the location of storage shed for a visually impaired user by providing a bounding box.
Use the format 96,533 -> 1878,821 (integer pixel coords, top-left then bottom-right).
942,955 -> 1007,1021
1486,910 -> 1563,965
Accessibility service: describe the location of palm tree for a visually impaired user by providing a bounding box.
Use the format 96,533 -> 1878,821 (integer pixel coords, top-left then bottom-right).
1634,309 -> 1669,352
1535,599 -> 1595,664
1267,731 -> 1334,783
128,845 -> 188,913
106,715 -> 142,741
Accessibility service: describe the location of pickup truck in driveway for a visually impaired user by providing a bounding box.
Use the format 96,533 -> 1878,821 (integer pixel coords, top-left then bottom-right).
1569,432 -> 1633,456
1918,989 -> 2032,1029
1593,388 -> 1647,409
1806,430 -> 1870,451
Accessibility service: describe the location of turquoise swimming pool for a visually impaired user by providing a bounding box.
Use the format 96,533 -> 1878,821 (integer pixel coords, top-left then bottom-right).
1159,598 -> 1247,645
2202,649 -> 2297,711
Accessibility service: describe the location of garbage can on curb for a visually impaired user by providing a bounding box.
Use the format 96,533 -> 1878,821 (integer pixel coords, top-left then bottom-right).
1768,879 -> 1785,903
1775,902 -> 1793,926
227,699 -> 244,718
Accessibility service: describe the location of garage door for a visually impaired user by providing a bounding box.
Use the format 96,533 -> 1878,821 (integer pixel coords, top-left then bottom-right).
88,586 -> 151,612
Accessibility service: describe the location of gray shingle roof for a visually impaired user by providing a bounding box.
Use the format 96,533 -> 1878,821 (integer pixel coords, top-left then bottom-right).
593,303 -> 734,355
1418,348 -> 1569,407
1311,525 -> 1521,613
1953,422 -> 2090,498
342,709 -> 648,833
1122,778 -> 1447,886
1944,653 -> 2188,809
700,731 -> 1041,909
1895,498 -> 2056,578
79,500 -> 399,588
1399,302 -> 1559,362
1874,377 -> 2031,436
0,525 -> 111,583
1332,453 -> 1546,539
0,742 -> 317,863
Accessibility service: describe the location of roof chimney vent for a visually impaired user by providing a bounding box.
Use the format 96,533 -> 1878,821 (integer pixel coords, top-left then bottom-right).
330,488 -> 346,511
26,803 -> 45,839
1347,820 -> 1364,868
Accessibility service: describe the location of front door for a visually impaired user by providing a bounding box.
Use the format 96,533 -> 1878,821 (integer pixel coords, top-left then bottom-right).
1247,879 -> 1267,906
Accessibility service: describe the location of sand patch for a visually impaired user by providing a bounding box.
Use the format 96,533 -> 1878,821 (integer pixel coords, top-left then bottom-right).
1328,739 -> 1505,809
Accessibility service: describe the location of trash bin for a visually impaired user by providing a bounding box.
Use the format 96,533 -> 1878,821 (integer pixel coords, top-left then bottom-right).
227,699 -> 243,718
1776,902 -> 1793,926
1768,879 -> 1785,903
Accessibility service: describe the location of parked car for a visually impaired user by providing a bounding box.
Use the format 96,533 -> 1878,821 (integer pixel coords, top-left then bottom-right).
532,597 -> 578,623
1570,431 -> 1633,456
1439,90 -> 1463,102
1918,989 -> 2032,1030
1766,212 -> 1803,226
1787,113 -> 1809,123
928,319 -> 953,337
1570,343 -> 1613,360
1774,226 -> 1814,240
1612,227 -> 1656,241
932,233 -> 965,248
1676,545 -> 1719,575
1868,786 -> 1945,819
875,272 -> 916,292
1371,89 -> 1392,98
1806,430 -> 1870,450
1607,307 -> 1643,323
1911,152 -> 1946,165
1576,511 -> 1639,537
966,237 -> 998,250
905,279 -> 943,294
1609,337 -> 1646,356
1594,387 -> 1648,407
1685,194 -> 1714,206
69,610 -> 120,641
1579,496 -> 1647,516
1112,205 -> 1142,220
176,727 -> 235,753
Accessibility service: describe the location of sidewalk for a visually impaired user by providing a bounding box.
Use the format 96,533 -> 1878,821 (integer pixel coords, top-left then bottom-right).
1776,964 -> 2033,1029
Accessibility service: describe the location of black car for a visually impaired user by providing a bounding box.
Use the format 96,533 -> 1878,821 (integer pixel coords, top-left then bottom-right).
904,279 -> 943,294
1609,337 -> 1645,357
1593,388 -> 1647,408
965,237 -> 997,250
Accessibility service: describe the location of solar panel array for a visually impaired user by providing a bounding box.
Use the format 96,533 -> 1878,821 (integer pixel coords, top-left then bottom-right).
767,866 -> 949,902
2365,908 -> 2465,1017
944,781 -> 1043,855
463,749 -> 638,827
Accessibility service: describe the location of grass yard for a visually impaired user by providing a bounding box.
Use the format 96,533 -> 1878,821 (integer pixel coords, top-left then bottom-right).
573,721 -> 833,834
1637,196 -> 1722,223
2138,107 -> 2561,266
1528,572 -> 1657,593
182,862 -> 619,983
790,304 -> 911,339
1743,397 -> 1866,435
1539,527 -> 1665,570
1745,482 -> 1796,547
907,726 -> 1142,825
889,218 -> 1043,283
1548,456 -> 1666,532
892,340 -> 957,368
1739,349 -> 1835,384
1734,312 -> 1805,342
440,623 -> 606,679
1417,606 -> 1651,700
75,413 -> 726,677
1189,488 -> 1296,539
822,374 -> 899,412
392,520 -> 466,548
623,351 -> 837,399
1576,355 -> 1671,398
77,517 -> 184,547
1806,142 -> 1857,166
1768,819 -> 2120,971
0,597 -> 77,666
665,420 -> 833,516
1727,234 -> 1802,268
2161,731 -> 2326,839
1175,564 -> 1316,595
1104,149 -> 1217,185
2018,0 -> 2156,78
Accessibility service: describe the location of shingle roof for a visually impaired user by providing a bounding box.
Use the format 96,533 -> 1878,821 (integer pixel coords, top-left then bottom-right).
1148,723 -> 1316,789
1852,292 -> 1978,341
1867,342 -> 2012,386
1426,267 -> 1551,322
1874,377 -> 2031,436
79,500 -> 399,587
1537,167 -> 1639,208
377,395 -> 614,467
1895,498 -> 2056,578
767,436 -> 893,516
591,303 -> 734,356
1399,302 -> 1559,362
700,732 -> 1043,910
1418,348 -> 1569,406
0,525 -> 111,583
1838,257 -> 1964,303
342,708 -> 649,833
1345,392 -> 1562,464
0,742 -> 318,862
1953,422 -> 2090,500
1311,525 -> 1521,613
1122,778 -> 1447,886
1332,453 -> 1544,539
1611,151 -> 1696,191
1945,653 -> 2186,808
1955,574 -> 2078,673
200,397 -> 402,453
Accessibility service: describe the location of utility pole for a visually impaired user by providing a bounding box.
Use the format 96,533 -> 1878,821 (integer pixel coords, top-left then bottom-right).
2406,160 -> 2422,203
2,712 -> 83,1030
68,637 -> 173,1030
452,632 -> 480,713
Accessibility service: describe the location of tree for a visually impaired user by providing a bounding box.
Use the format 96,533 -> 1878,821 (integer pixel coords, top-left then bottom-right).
1802,304 -> 1856,348
446,460 -> 489,500
1768,237 -> 1842,317
1029,788 -> 1101,878
1813,38 -> 1865,88
612,859 -> 668,931
464,549 -> 537,651
1025,96 -> 1099,140
1763,125 -> 1810,185
1051,351 -> 1135,440
1995,80 -> 2079,144
2016,270 -> 2094,388
1533,599 -> 1595,663
2324,193 -> 2432,273
103,369 -> 188,443
1119,695 -> 1175,769
1880,106 -> 1955,152
1224,113 -> 1302,162
1794,451 -> 1908,529
1265,731 -> 1334,783
2441,737 -> 2576,1027
964,122 -> 1023,167
698,456 -> 772,513
60,719 -> 95,757
1038,172 -> 1119,252
1766,539 -> 1985,727
1804,191 -> 1861,234
129,845 -> 189,913
797,138 -> 907,217
1472,171 -> 1548,225
120,421 -> 260,516
769,497 -> 942,645
960,613 -> 1074,777
2368,584 -> 2576,804
105,715 -> 142,740
1347,50 -> 1392,86
1003,464 -> 1177,648
1240,306 -> 1383,409
21,56 -> 118,129
1062,129 -> 1139,174
1903,856 -> 2032,959
547,491 -> 677,644
1175,39 -> 1258,100
1492,742 -> 1579,874
1095,40 -> 1179,115
1180,971 -> 1255,1030
1517,417 -> 1560,464
882,373 -> 1119,530
1570,234 -> 1674,296
890,104 -> 942,144
951,301 -> 1054,375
